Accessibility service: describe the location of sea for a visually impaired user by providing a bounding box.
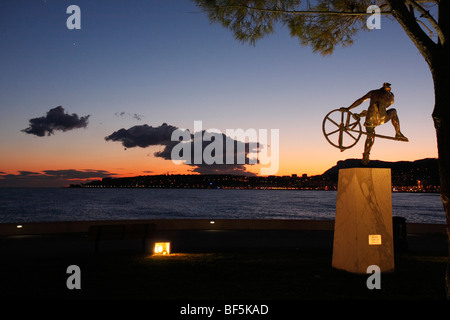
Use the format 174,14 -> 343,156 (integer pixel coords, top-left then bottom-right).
0,188 -> 445,224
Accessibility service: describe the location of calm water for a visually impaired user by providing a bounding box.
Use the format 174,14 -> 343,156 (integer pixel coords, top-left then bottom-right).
0,188 -> 445,224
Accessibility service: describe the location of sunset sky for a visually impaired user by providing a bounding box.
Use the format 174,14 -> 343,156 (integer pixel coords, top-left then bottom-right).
0,0 -> 438,187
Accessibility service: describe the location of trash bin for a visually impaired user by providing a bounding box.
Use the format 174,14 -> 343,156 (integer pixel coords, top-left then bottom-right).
392,216 -> 408,252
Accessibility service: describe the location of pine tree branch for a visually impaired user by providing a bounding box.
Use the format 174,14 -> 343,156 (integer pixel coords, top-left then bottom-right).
407,0 -> 445,44
387,0 -> 438,67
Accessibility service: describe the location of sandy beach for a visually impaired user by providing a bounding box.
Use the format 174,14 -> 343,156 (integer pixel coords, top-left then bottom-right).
0,219 -> 447,305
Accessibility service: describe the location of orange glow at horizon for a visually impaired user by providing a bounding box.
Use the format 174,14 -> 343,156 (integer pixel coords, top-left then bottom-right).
1,143 -> 438,179
0,119 -> 439,188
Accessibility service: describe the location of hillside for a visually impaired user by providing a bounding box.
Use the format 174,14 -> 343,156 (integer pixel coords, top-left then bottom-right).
321,158 -> 440,187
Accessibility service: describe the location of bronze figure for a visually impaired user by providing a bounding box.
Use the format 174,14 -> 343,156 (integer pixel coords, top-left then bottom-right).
322,82 -> 408,165
345,82 -> 408,164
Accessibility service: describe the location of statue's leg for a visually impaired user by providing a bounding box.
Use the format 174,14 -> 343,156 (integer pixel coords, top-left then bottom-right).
386,109 -> 408,141
362,126 -> 375,165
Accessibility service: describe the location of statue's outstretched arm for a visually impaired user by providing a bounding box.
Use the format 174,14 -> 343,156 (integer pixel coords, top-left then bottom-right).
348,92 -> 371,111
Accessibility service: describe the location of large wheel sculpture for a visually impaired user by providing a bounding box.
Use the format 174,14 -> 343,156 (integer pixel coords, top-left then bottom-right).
322,108 -> 362,151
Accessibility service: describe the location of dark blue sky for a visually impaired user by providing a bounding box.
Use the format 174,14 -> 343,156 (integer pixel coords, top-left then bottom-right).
0,0 -> 437,186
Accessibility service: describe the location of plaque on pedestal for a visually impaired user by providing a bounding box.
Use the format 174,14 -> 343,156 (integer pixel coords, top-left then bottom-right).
332,168 -> 394,274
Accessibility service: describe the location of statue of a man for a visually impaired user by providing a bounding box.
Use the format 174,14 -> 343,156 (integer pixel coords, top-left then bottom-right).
344,82 -> 408,165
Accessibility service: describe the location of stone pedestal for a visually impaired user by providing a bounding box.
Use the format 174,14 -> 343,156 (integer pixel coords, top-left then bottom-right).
332,168 -> 394,274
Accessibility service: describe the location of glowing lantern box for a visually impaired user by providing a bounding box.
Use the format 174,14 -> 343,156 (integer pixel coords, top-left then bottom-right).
154,242 -> 171,255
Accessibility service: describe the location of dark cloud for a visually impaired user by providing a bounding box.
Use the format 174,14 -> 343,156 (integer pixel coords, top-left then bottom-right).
191,163 -> 255,175
105,123 -> 179,148
17,171 -> 41,176
0,169 -> 117,187
105,123 -> 260,175
156,131 -> 259,174
22,106 -> 90,136
115,112 -> 144,121
42,169 -> 115,179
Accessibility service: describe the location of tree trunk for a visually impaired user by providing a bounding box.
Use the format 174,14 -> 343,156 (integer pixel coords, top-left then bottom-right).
430,55 -> 450,299
388,0 -> 450,299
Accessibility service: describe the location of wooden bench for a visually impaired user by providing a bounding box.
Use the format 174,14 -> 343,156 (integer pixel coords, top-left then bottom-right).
88,223 -> 156,253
